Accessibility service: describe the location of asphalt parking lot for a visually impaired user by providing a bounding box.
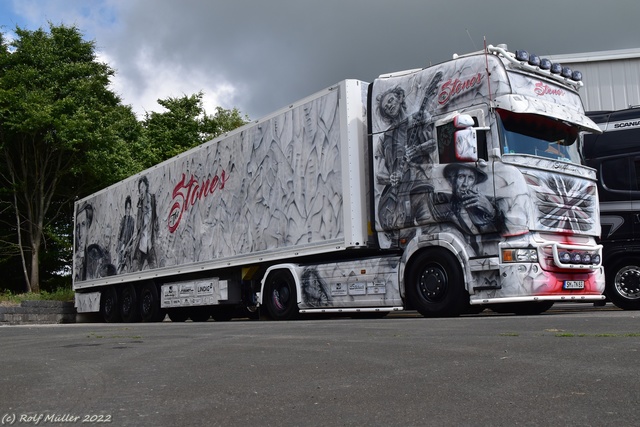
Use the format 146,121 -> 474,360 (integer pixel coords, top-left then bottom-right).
1,303 -> 638,427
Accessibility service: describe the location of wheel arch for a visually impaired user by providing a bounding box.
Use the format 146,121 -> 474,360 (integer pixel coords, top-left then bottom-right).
258,264 -> 303,307
400,233 -> 472,299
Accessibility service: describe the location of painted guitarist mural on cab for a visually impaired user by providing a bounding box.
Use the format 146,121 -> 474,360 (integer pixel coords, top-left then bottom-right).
371,64 -> 507,251
375,71 -> 442,237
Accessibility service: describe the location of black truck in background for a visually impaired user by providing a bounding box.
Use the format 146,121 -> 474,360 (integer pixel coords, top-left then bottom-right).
583,107 -> 640,309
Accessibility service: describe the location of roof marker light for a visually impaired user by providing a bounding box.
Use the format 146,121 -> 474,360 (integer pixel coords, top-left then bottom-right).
528,54 -> 540,67
561,67 -> 573,78
540,58 -> 551,70
515,50 -> 529,62
572,70 -> 583,81
550,63 -> 562,74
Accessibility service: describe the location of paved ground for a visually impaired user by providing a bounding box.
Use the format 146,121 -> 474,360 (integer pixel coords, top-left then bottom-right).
1,303 -> 638,426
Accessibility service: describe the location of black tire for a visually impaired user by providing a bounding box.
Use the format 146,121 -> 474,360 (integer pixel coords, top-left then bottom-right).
120,283 -> 140,323
100,287 -> 121,323
606,259 -> 640,310
167,308 -> 189,322
405,249 -> 466,317
139,282 -> 165,322
264,271 -> 299,320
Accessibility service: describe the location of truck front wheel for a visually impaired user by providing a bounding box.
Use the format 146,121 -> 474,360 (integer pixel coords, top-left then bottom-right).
406,249 -> 466,317
264,271 -> 299,320
606,259 -> 640,310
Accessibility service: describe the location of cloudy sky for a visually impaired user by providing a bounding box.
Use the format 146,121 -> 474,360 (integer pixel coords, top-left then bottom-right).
1,0 -> 638,120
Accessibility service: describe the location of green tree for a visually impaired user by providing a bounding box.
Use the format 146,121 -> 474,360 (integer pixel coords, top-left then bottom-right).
138,92 -> 248,168
201,105 -> 249,143
0,24 -> 140,293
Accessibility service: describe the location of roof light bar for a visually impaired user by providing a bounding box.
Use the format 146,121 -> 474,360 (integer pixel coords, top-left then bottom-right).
486,44 -> 584,88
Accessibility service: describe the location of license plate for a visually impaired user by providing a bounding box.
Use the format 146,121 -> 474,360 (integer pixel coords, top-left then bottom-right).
563,280 -> 585,290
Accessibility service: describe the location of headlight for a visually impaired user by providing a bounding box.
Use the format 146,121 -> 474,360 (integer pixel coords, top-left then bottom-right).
503,248 -> 538,263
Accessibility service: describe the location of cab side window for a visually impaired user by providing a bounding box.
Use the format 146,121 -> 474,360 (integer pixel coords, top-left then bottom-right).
600,157 -> 633,191
436,121 -> 456,164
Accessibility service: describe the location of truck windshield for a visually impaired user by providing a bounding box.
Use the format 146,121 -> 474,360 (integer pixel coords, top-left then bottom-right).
498,109 -> 581,163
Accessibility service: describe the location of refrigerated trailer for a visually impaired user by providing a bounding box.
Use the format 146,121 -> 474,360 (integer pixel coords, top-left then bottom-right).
74,44 -> 605,322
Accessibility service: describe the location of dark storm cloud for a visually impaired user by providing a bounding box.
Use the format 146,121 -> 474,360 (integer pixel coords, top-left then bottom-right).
32,0 -> 640,119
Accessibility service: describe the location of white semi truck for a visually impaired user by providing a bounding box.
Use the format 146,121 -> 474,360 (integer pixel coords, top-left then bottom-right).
73,44 -> 605,322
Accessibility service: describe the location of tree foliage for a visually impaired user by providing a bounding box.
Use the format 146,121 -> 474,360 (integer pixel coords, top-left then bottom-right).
0,24 -> 248,294
0,24 -> 140,292
137,92 -> 248,168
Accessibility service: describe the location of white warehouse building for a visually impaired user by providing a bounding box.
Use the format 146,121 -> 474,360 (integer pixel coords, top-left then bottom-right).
549,47 -> 640,112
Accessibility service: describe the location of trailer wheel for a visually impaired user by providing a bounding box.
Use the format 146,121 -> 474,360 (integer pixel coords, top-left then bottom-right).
264,271 -> 299,320
606,259 -> 640,310
140,282 -> 164,322
100,287 -> 120,323
120,283 -> 140,323
406,249 -> 465,317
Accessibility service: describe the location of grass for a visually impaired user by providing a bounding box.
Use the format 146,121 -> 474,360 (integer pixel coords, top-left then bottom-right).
500,330 -> 640,338
0,287 -> 75,305
555,332 -> 640,338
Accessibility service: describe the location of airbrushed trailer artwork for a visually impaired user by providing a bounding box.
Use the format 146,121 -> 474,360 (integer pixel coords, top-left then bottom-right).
74,44 -> 605,322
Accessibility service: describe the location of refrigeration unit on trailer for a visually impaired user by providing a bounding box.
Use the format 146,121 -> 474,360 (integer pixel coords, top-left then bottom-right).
74,43 -> 604,322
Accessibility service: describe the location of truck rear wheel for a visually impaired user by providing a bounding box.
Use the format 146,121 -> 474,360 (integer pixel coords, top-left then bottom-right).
264,271 -> 299,320
100,287 -> 120,323
120,283 -> 140,323
140,282 -> 164,322
606,259 -> 640,310
406,249 -> 465,317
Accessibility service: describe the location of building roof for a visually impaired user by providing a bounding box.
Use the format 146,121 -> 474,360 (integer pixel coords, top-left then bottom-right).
549,47 -> 640,64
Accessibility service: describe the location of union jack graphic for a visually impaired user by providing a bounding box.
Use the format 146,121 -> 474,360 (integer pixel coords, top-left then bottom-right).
535,175 -> 596,232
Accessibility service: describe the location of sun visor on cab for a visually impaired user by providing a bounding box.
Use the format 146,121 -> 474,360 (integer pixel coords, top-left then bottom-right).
492,94 -> 602,134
